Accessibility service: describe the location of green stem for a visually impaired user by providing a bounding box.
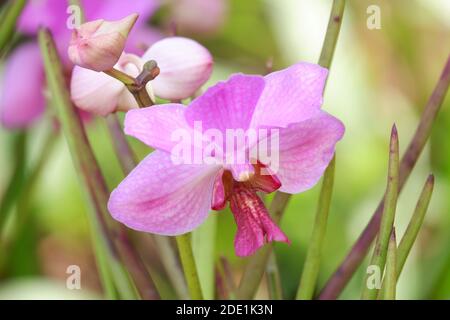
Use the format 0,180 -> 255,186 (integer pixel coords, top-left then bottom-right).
5,127 -> 57,242
218,256 -> 236,299
236,0 -> 346,300
38,28 -> 144,300
104,61 -> 159,108
0,131 -> 27,232
0,0 -> 27,54
153,235 -> 190,299
318,0 -> 346,69
319,54 -> 450,300
266,252 -> 283,300
361,125 -> 399,300
382,230 -> 397,300
105,114 -> 137,174
176,233 -> 203,300
297,157 -> 336,300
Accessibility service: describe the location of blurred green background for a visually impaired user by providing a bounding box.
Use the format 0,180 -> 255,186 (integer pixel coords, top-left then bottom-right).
0,0 -> 449,299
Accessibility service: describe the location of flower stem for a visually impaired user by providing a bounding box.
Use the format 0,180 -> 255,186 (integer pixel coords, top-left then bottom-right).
266,252 -> 283,300
0,0 -> 26,55
0,131 -> 27,233
3,125 -> 57,246
378,174 -> 434,298
38,28 -> 159,300
361,125 -> 399,300
176,233 -> 204,300
382,229 -> 397,300
104,61 -> 159,108
296,157 -> 336,300
105,114 -> 137,174
236,0 -> 346,300
318,0 -> 346,69
319,54 -> 450,300
217,256 -> 237,299
396,175 -> 434,276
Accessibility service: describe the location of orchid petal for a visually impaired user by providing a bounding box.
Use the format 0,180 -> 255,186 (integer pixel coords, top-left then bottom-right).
185,74 -> 265,133
251,62 -> 328,129
124,104 -> 193,152
108,150 -> 221,235
272,111 -> 345,194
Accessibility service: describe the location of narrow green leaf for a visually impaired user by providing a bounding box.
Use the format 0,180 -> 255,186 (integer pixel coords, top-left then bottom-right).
0,0 -> 27,54
319,55 -> 450,300
192,214 -> 218,299
383,229 -> 397,300
266,252 -> 283,300
362,125 -> 399,300
0,131 -> 27,233
396,174 -> 434,275
379,174 -> 434,298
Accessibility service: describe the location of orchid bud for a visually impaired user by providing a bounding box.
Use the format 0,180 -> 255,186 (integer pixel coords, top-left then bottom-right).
142,37 -> 213,100
71,53 -> 144,116
68,13 -> 138,72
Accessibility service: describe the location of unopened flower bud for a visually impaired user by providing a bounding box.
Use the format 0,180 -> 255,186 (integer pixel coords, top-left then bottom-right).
71,53 -> 144,116
68,13 -> 138,72
142,37 -> 213,100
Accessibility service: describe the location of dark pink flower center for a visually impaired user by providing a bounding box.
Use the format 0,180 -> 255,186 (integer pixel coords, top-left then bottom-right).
211,164 -> 290,256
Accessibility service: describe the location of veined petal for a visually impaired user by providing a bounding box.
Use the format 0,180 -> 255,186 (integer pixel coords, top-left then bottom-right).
251,62 -> 328,129
0,42 -> 45,129
185,74 -> 265,133
124,104 -> 193,152
108,150 -> 221,235
272,111 -> 345,194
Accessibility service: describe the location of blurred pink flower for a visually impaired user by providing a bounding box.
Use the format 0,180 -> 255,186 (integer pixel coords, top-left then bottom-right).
170,0 -> 228,35
1,0 -> 161,129
0,43 -> 45,129
68,14 -> 138,71
108,62 -> 345,256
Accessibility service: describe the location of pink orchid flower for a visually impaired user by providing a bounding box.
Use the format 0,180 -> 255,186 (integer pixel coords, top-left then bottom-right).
0,0 -> 161,129
108,62 -> 345,257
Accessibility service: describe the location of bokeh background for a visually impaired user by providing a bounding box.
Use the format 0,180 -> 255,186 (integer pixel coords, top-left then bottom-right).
0,0 -> 449,299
